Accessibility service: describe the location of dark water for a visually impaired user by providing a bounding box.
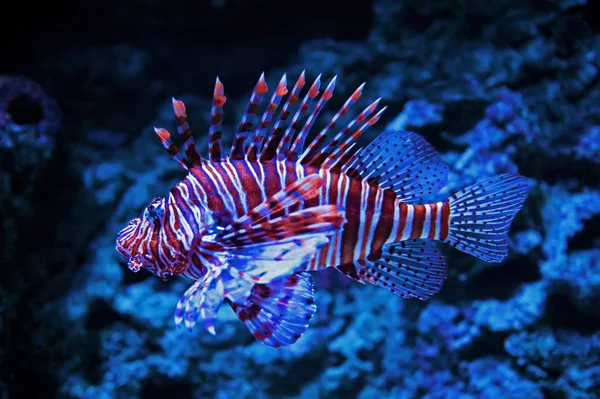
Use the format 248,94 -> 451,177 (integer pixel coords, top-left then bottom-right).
1,0 -> 599,398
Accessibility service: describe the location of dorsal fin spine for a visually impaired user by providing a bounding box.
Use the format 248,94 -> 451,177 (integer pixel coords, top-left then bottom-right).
172,98 -> 203,167
276,75 -> 322,161
287,76 -> 337,162
154,127 -> 189,170
259,71 -> 306,162
209,77 -> 226,162
322,105 -> 387,169
330,142 -> 358,172
299,82 -> 365,165
248,74 -> 288,161
308,98 -> 382,167
230,73 -> 269,160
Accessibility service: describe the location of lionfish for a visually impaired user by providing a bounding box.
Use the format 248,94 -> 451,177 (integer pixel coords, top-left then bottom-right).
116,72 -> 529,347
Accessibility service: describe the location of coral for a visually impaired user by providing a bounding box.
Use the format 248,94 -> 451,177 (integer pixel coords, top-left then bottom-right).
0,75 -> 61,152
576,126 -> 600,162
387,99 -> 443,132
0,75 -> 61,261
540,185 -> 600,315
505,329 -> 600,398
463,358 -> 544,398
473,282 -> 547,332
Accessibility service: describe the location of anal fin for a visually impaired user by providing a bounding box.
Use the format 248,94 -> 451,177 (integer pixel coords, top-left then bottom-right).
336,240 -> 448,300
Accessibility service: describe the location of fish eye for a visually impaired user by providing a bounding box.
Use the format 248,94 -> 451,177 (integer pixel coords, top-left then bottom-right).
147,206 -> 158,219
144,198 -> 165,222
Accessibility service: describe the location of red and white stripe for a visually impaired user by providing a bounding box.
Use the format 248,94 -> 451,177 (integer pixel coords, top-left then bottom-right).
392,201 -> 450,242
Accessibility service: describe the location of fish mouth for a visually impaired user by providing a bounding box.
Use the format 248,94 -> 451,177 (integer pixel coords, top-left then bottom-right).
115,242 -> 131,260
115,239 -> 145,273
116,218 -> 140,260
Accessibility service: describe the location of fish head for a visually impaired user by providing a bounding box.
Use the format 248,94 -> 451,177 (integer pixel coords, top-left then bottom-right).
116,196 -> 189,279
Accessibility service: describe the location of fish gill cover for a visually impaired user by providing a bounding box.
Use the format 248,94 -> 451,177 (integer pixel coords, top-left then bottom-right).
1,0 -> 599,398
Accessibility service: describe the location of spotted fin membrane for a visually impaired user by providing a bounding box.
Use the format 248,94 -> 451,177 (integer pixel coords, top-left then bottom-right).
230,272 -> 317,348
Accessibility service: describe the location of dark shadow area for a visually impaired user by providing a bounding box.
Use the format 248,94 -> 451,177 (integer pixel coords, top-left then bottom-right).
1,0 -> 374,77
567,214 -> 600,252
141,379 -> 193,399
579,0 -> 600,32
85,299 -> 129,330
6,94 -> 45,125
442,100 -> 489,136
460,330 -> 510,362
546,294 -> 600,332
514,146 -> 600,188
465,254 -> 542,301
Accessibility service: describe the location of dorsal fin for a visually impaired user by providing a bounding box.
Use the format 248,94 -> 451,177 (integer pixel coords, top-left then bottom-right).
247,74 -> 288,162
155,73 -> 392,169
230,73 -> 269,160
329,142 -> 358,172
208,77 -> 226,162
276,75 -> 322,161
305,98 -> 383,168
172,98 -> 203,167
344,130 -> 449,203
299,82 -> 365,165
321,106 -> 387,169
153,127 -> 189,170
259,72 -> 306,162
286,76 -> 337,162
154,96 -> 207,169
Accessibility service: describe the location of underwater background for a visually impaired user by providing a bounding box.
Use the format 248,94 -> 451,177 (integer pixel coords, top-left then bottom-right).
1,0 -> 599,398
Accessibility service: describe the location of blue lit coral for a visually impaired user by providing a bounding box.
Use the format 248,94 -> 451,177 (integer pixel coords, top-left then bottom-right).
0,75 -> 61,260
0,75 -> 60,152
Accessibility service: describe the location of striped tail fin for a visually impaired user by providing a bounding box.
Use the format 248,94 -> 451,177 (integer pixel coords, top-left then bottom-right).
444,174 -> 530,262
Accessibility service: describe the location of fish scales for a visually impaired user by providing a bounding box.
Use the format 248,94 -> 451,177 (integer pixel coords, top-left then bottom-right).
172,160 -> 411,275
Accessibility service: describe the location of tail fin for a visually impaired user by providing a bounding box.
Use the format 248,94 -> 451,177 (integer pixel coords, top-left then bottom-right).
444,173 -> 529,262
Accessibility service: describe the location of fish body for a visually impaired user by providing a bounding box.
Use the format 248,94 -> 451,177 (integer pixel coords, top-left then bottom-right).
116,72 -> 529,347
172,159 -> 446,278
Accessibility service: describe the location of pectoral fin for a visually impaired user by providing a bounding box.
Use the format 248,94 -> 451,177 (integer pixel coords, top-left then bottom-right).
230,272 -> 317,348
